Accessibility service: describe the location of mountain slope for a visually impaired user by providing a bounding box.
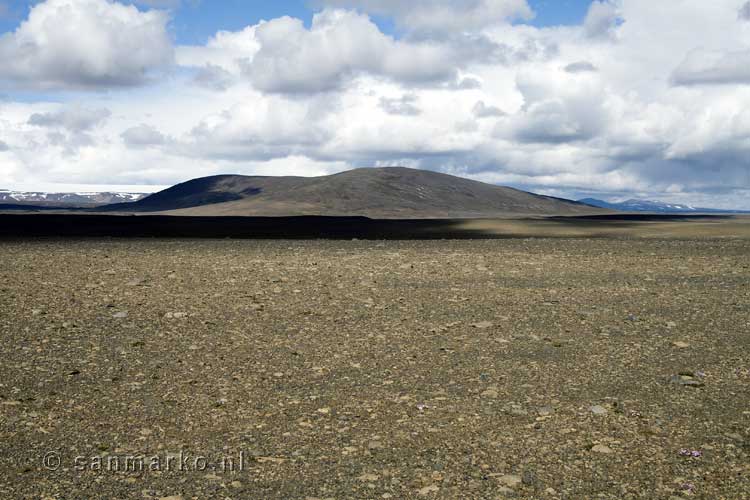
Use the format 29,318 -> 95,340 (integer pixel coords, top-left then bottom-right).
105,167 -> 607,218
579,198 -> 749,214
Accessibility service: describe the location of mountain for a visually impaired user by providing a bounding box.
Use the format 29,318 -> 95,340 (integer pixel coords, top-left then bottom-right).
103,167 -> 605,218
0,190 -> 146,207
579,198 -> 750,214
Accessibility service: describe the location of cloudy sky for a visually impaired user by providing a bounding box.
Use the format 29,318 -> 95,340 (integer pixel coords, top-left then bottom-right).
0,0 -> 749,208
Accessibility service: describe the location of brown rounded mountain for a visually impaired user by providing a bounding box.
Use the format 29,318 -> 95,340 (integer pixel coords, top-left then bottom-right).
110,167 -> 603,218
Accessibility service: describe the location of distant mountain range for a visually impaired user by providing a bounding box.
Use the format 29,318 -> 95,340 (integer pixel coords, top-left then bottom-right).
578,198 -> 750,214
3,180 -> 746,217
0,190 -> 146,207
102,167 -> 605,218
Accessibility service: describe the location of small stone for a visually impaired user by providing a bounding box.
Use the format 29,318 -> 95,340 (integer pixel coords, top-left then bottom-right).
496,474 -> 522,488
357,473 -> 380,482
472,321 -> 494,329
590,405 -> 608,415
644,425 -> 662,436
669,375 -> 704,388
522,470 -> 537,486
495,486 -> 516,496
537,406 -> 553,416
417,485 -> 440,496
592,444 -> 614,454
112,311 -> 128,319
368,440 -> 384,450
672,341 -> 690,348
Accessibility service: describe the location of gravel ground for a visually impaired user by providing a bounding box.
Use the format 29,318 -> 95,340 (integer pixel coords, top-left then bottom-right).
0,238 -> 748,499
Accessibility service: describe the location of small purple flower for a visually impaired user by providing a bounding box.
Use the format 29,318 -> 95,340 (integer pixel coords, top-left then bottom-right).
681,482 -> 696,493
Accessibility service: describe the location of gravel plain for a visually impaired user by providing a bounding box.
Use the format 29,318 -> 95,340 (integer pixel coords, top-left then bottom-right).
1,238 -> 749,499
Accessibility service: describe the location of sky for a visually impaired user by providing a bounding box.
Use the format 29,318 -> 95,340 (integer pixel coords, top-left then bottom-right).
0,1 -> 749,208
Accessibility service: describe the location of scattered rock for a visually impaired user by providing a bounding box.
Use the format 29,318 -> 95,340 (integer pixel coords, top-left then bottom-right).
112,311 -> 128,319
537,406 -> 554,416
417,485 -> 440,496
357,473 -> 380,482
592,444 -> 614,454
471,321 -> 494,329
590,405 -> 608,415
669,374 -> 705,388
522,470 -> 537,486
481,389 -> 499,398
495,486 -> 516,496
164,312 -> 188,319
496,474 -> 523,488
368,440 -> 384,450
672,341 -> 690,348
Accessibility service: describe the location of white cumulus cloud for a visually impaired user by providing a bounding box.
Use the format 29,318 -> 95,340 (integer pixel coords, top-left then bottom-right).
0,0 -> 173,90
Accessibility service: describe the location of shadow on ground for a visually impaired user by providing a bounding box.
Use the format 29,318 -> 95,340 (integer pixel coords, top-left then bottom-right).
0,214 -> 748,240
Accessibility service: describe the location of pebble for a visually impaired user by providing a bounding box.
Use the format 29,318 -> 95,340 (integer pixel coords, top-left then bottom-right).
481,389 -> 499,398
537,406 -> 553,416
112,311 -> 128,319
592,444 -> 614,454
496,474 -> 522,488
590,405 -> 608,415
672,341 -> 690,348
417,485 -> 440,496
522,470 -> 537,486
669,374 -> 705,388
495,486 -> 516,496
471,321 -> 493,329
368,440 -> 384,450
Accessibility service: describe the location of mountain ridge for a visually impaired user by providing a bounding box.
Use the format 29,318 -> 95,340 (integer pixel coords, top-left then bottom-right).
104,167 -> 606,218
579,197 -> 750,214
0,190 -> 146,207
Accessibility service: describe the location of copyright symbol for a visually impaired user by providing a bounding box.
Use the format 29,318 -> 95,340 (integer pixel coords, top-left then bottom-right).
42,451 -> 61,471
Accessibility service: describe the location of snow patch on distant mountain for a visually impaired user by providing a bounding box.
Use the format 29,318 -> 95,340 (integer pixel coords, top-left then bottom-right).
0,190 -> 147,206
579,198 -> 748,213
